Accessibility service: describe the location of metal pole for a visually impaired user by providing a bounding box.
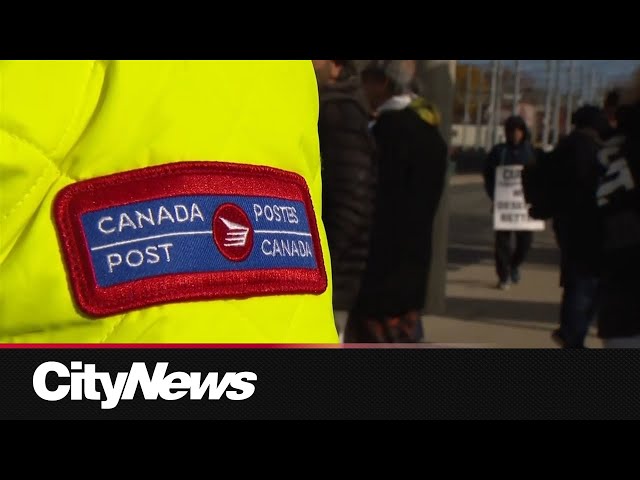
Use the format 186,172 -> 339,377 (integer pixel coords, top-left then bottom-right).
474,68 -> 484,150
601,72 -> 608,106
576,64 -> 584,107
594,72 -> 602,106
463,65 -> 472,124
415,60 -> 456,316
512,60 -> 520,116
462,65 -> 472,148
492,60 -> 503,146
552,60 -> 562,145
542,60 -> 553,148
565,60 -> 574,135
485,60 -> 498,150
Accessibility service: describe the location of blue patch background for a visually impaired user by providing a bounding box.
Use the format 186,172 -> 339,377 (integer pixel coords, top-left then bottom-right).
81,195 -> 318,288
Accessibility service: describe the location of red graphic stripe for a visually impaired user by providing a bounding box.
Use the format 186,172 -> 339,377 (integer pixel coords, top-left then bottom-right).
0,343 -> 487,349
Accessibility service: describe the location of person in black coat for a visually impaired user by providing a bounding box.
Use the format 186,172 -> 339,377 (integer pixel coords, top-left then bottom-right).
313,61 -> 377,320
596,78 -> 640,347
483,116 -> 536,289
345,60 -> 448,343
548,105 -> 609,348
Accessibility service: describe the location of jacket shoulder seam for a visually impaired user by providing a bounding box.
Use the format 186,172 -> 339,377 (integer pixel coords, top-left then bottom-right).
0,128 -> 62,225
48,60 -> 100,161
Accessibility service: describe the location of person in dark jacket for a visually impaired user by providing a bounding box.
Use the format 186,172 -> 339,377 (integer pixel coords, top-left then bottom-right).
312,60 -> 377,332
549,105 -> 609,348
596,73 -> 640,348
345,60 -> 448,343
483,116 -> 536,289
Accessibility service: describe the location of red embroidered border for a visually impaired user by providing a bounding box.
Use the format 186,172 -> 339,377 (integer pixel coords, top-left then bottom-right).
53,161 -> 328,317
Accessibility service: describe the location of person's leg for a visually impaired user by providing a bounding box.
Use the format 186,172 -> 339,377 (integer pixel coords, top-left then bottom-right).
494,231 -> 512,286
511,231 -> 534,282
558,271 -> 599,348
603,335 -> 640,348
343,311 -> 363,343
333,310 -> 349,342
556,285 -> 572,347
578,275 -> 599,345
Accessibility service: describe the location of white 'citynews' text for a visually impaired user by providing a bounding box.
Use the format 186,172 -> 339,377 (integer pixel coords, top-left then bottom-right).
32,361 -> 257,410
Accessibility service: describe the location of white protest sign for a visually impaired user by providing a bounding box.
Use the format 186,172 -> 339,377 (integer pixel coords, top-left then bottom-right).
493,165 -> 545,231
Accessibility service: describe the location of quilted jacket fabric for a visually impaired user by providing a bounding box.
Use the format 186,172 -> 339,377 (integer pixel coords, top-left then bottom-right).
0,60 -> 338,343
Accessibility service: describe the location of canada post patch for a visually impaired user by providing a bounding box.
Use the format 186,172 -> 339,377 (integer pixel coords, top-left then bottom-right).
53,161 -> 328,317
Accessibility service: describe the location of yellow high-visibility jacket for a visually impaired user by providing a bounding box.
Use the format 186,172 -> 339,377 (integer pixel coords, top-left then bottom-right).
0,60 -> 338,343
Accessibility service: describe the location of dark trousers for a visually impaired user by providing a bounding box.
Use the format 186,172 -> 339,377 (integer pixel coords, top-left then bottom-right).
494,230 -> 533,283
559,267 -> 599,348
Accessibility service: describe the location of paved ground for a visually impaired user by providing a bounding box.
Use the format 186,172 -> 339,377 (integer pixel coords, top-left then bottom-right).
337,173 -> 603,348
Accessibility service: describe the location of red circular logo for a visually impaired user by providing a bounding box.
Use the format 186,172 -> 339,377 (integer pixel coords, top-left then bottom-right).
213,203 -> 254,262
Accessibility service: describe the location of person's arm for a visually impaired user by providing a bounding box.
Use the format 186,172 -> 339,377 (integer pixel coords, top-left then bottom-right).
483,146 -> 500,200
419,124 -> 449,214
319,101 -> 376,263
366,114 -> 410,259
572,135 -> 600,204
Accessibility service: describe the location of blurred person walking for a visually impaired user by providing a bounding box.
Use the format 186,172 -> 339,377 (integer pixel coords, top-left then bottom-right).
343,60 -> 448,343
547,105 -> 610,348
312,60 -> 377,337
483,116 -> 537,290
596,72 -> 640,348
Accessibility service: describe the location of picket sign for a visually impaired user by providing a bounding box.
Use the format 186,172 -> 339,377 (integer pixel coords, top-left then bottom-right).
493,165 -> 545,231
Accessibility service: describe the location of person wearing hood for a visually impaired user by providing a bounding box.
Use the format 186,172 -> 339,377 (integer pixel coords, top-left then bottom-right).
548,105 -> 609,348
312,60 -> 377,335
343,60 -> 447,343
483,116 -> 536,290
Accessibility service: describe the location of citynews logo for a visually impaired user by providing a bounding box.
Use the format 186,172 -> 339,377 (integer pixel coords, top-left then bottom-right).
33,361 -> 257,410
